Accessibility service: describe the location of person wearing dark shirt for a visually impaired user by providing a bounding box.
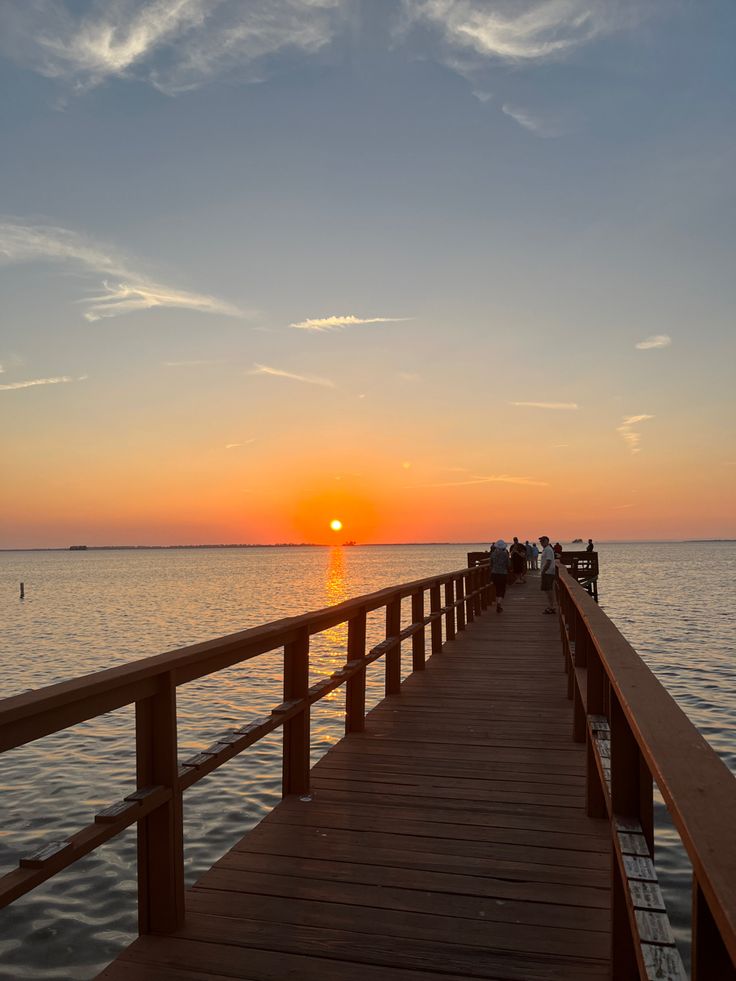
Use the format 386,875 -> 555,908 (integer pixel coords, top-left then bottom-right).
510,537 -> 526,583
553,542 -> 563,557
586,539 -> 594,552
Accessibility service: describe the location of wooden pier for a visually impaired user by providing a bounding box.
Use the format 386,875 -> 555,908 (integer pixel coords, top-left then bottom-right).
1,561 -> 735,980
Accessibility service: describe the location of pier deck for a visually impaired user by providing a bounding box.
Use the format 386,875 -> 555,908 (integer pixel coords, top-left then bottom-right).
99,582 -> 612,980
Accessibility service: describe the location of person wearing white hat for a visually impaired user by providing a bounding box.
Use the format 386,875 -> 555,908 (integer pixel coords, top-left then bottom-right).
490,539 -> 510,613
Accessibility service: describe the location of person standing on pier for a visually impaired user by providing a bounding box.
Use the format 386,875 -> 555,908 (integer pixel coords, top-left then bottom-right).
490,540 -> 509,614
539,536 -> 557,614
586,538 -> 594,552
531,542 -> 539,570
510,537 -> 526,583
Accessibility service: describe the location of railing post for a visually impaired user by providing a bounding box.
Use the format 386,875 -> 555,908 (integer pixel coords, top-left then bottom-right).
478,566 -> 488,612
283,626 -> 310,796
586,629 -> 608,819
465,572 -> 475,624
692,879 -> 735,980
411,589 -> 426,671
474,568 -> 483,615
610,692 -> 654,977
345,610 -> 367,733
456,575 -> 466,632
385,596 -> 402,696
430,583 -> 442,654
135,671 -> 185,934
572,610 -> 588,744
444,579 -> 456,641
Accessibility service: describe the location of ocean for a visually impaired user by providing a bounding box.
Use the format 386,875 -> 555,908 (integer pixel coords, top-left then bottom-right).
1,542 -> 734,979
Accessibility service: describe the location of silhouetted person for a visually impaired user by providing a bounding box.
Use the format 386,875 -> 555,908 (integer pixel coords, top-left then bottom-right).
539,536 -> 557,614
586,538 -> 594,552
490,540 -> 509,613
510,537 -> 526,583
553,542 -> 563,557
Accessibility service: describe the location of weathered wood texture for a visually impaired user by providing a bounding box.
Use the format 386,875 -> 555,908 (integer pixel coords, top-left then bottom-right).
98,583 -> 612,981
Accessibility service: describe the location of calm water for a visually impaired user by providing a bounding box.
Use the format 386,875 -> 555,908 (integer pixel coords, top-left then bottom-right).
0,542 -> 734,979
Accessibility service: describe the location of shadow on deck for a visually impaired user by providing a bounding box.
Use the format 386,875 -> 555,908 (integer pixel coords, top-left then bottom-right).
99,579 -> 611,981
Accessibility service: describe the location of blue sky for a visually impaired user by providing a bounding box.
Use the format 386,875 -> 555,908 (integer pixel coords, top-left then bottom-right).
1,1 -> 735,545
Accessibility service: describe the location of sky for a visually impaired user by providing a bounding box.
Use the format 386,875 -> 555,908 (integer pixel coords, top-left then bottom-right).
0,0 -> 734,547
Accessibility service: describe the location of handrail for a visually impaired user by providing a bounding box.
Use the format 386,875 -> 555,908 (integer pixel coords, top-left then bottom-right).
556,564 -> 736,979
0,562 -> 493,935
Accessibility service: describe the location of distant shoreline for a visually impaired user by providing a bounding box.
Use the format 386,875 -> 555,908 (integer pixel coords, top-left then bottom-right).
1,539 -> 734,553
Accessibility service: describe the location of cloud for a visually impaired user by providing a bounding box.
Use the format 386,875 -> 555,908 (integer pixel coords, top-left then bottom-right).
397,371 -> 420,382
0,1 -> 347,95
0,219 -> 242,322
225,439 -> 256,449
0,375 -> 87,392
510,401 -> 579,410
501,103 -> 565,138
400,0 -> 644,62
617,414 -> 654,454
635,334 -> 672,350
250,363 -> 335,388
425,473 -> 548,487
290,314 -> 411,331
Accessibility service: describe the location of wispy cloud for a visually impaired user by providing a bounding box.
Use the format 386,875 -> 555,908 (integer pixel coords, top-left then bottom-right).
501,103 -> 564,138
510,401 -> 579,410
290,314 -> 411,331
400,1 -> 644,62
0,1 -> 347,95
617,414 -> 654,454
225,439 -> 256,449
397,371 -> 420,382
250,363 -> 335,388
0,375 -> 87,392
425,473 -> 548,488
635,334 -> 672,350
0,220 -> 242,322
612,503 -> 634,509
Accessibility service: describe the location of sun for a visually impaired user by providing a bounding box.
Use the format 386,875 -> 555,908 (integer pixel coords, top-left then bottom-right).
329,519 -> 343,532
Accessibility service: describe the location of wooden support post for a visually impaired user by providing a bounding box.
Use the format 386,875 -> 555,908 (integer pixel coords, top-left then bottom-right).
478,567 -> 488,612
692,879 -> 736,980
345,610 -> 367,734
444,579 -> 456,641
19,582 -> 25,600
586,634 -> 608,819
572,613 -> 588,744
411,590 -> 425,671
385,596 -> 402,696
456,575 -> 466,632
465,572 -> 474,624
430,583 -> 442,655
610,693 -> 654,976
283,626 -> 310,797
135,672 -> 185,935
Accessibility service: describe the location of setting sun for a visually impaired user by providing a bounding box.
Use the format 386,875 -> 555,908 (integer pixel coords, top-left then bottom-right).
330,519 -> 343,532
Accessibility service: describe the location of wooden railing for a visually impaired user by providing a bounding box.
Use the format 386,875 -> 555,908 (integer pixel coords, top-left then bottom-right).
556,564 -> 736,980
0,563 -> 492,934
